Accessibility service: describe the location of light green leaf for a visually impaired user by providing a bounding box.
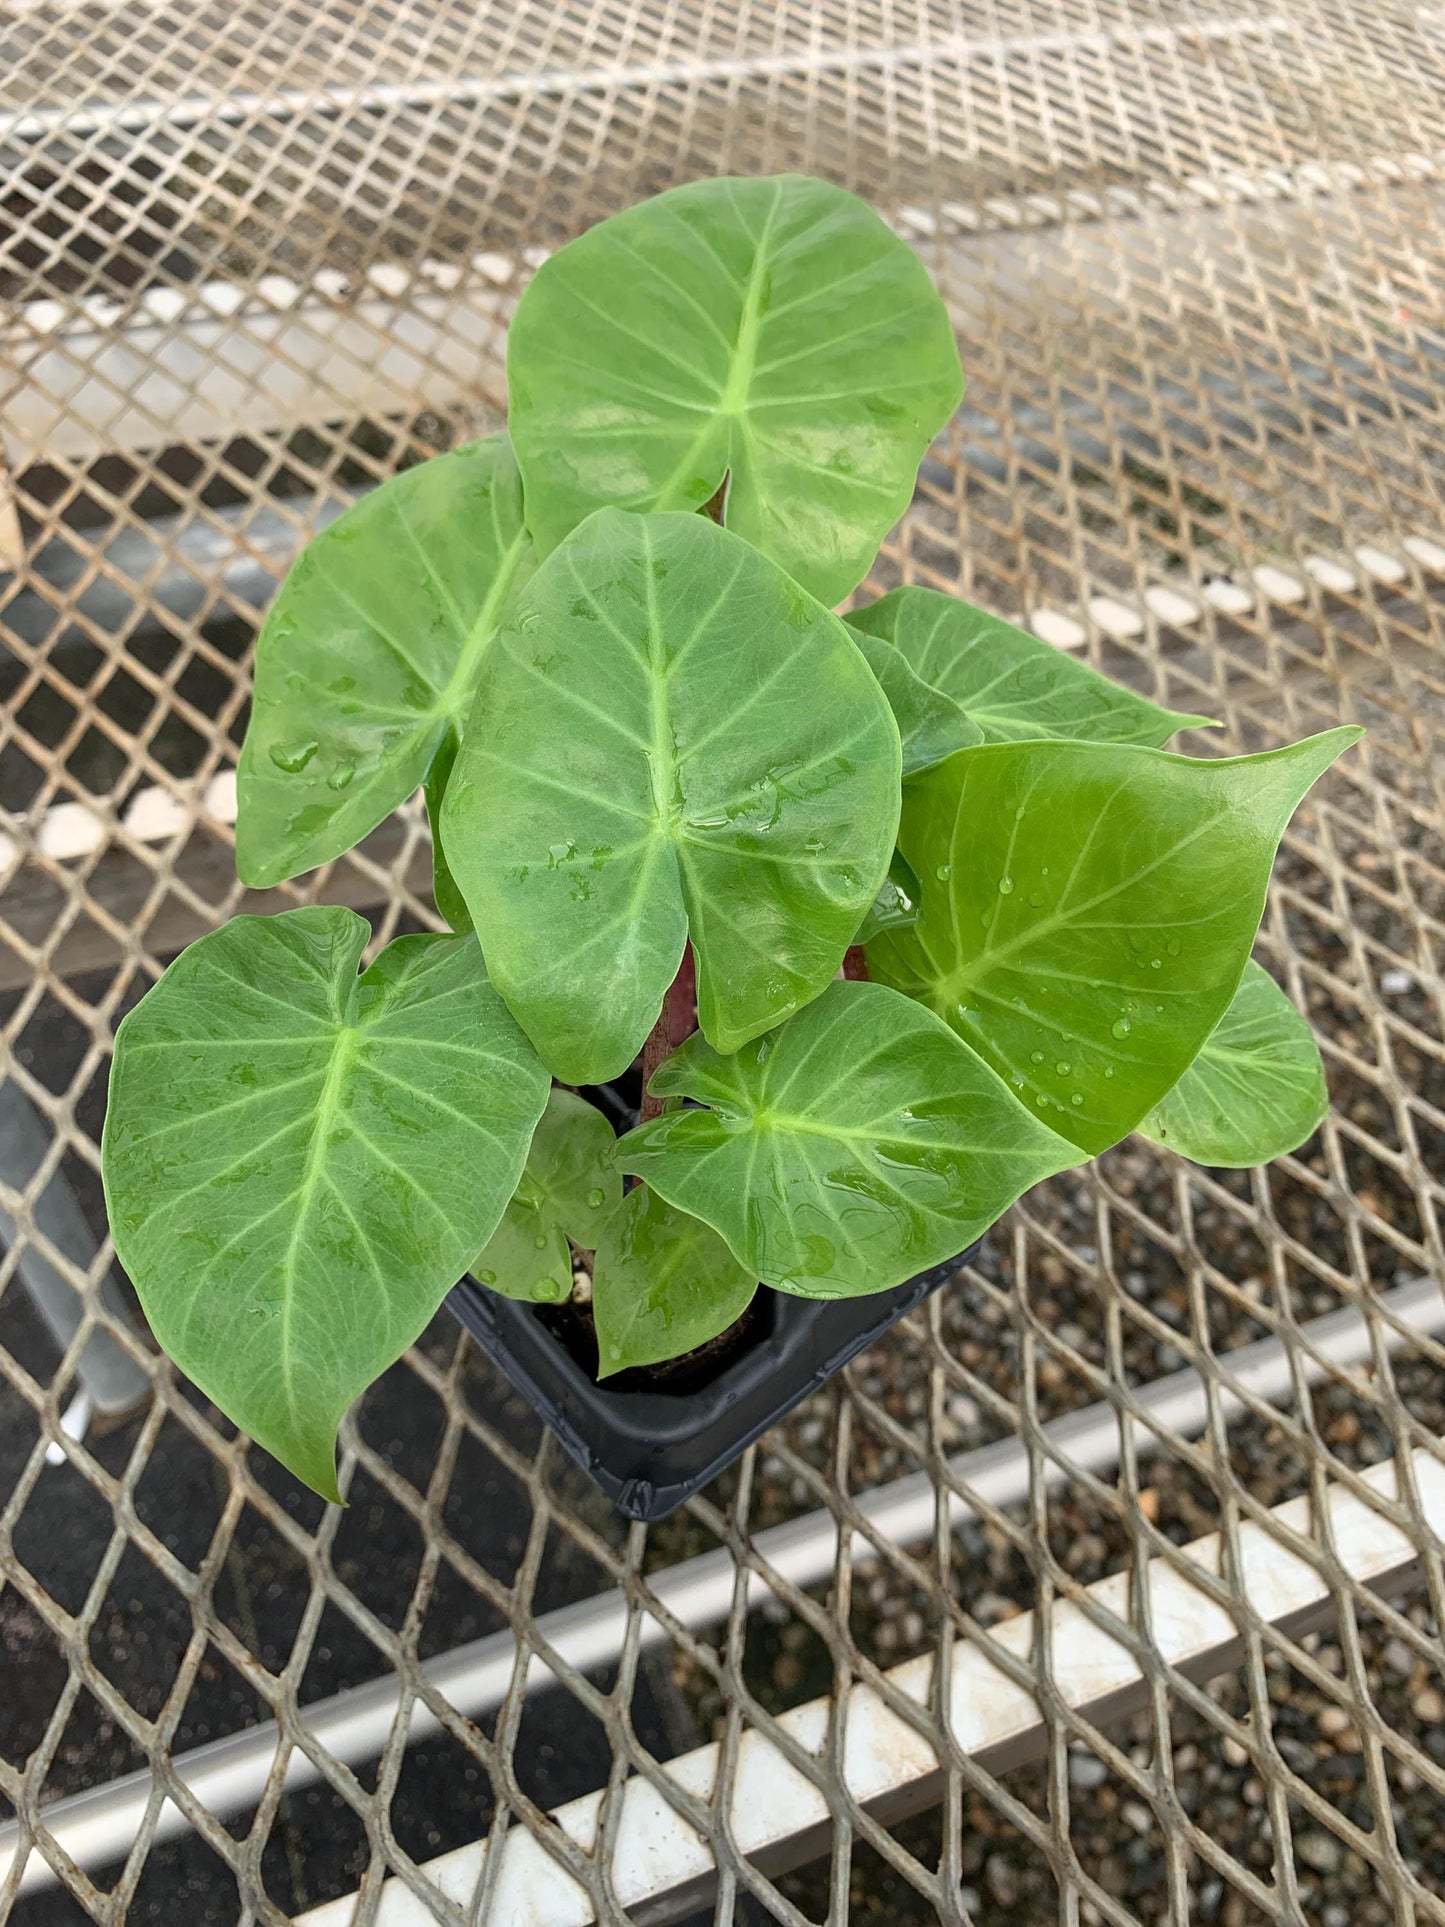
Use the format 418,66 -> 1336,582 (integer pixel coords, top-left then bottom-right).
474,1088 -> 621,1301
1140,960 -> 1328,1166
101,908 -> 549,1500
592,1186 -> 757,1377
616,980 -> 1077,1298
442,509 -> 900,1084
866,729 -> 1360,1156
848,587 -> 1214,746
237,437 -> 534,888
854,848 -> 921,945
850,626 -> 982,774
507,174 -> 963,607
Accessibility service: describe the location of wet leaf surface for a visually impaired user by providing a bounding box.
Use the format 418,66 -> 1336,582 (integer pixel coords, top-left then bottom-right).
507,174 -> 963,605
617,980 -> 1076,1297
103,908 -> 549,1497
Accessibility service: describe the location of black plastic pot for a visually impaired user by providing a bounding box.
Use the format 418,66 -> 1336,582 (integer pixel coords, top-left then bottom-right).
446,1244 -> 978,1522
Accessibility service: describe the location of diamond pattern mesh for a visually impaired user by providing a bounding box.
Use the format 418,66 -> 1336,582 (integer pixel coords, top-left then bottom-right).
1,1 -> 1444,1922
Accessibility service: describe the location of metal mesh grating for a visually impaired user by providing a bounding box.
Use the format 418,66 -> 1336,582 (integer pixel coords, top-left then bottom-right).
1,1 -> 1444,1921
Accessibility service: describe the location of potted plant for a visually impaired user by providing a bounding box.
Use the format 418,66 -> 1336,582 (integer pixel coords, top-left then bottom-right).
101,175 -> 1357,1520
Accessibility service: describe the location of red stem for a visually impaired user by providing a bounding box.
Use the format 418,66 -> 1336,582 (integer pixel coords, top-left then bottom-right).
843,946 -> 869,982
639,945 -> 696,1122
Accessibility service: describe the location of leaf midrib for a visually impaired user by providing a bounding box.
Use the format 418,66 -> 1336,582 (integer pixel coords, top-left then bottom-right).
278,1023 -> 358,1423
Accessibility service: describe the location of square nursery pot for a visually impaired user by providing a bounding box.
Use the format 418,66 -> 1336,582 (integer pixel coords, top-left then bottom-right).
447,1242 -> 980,1523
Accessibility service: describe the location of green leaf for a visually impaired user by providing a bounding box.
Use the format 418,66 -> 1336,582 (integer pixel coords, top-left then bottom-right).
237,437 -> 534,888
474,1088 -> 621,1301
866,729 -> 1360,1156
1140,960 -> 1328,1166
850,626 -> 982,775
616,980 -> 1077,1298
854,848 -> 921,945
507,174 -> 963,607
442,509 -> 901,1084
848,587 -> 1215,746
101,908 -> 549,1500
423,730 -> 472,934
592,1185 -> 757,1377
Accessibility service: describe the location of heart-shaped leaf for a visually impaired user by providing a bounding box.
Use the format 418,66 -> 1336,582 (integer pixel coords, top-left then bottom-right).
102,908 -> 549,1499
616,980 -> 1077,1298
848,587 -> 1214,746
1140,960 -> 1328,1166
474,1088 -> 621,1301
850,626 -> 981,775
507,174 -> 963,607
237,437 -> 534,888
442,509 -> 901,1084
592,1186 -> 757,1377
866,729 -> 1359,1155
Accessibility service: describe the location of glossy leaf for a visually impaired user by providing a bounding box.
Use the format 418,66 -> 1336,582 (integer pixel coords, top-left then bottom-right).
866,729 -> 1359,1155
592,1185 -> 757,1376
102,908 -> 549,1499
1140,960 -> 1328,1166
474,1088 -> 621,1301
616,980 -> 1077,1298
850,626 -> 981,775
854,848 -> 921,945
848,587 -> 1214,746
442,509 -> 900,1084
237,437 -> 534,888
507,174 -> 963,606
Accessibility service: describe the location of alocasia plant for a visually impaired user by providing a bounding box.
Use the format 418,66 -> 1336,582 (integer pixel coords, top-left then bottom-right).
101,173 -> 1360,1499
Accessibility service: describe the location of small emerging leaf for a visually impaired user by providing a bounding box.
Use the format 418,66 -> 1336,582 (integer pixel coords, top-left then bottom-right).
475,1089 -> 621,1301
854,848 -> 921,945
592,1186 -> 756,1377
850,626 -> 981,775
848,587 -> 1215,746
617,980 -> 1078,1298
237,437 -> 534,888
1141,960 -> 1328,1166
507,174 -> 963,606
867,729 -> 1360,1155
423,730 -> 472,934
442,509 -> 900,1083
102,908 -> 549,1500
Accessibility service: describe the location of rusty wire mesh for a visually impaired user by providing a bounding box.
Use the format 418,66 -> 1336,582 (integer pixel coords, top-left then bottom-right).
2,0 -> 1445,1921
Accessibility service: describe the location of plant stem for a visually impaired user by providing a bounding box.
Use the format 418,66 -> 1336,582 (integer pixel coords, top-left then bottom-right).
639,945 -> 696,1122
843,946 -> 869,981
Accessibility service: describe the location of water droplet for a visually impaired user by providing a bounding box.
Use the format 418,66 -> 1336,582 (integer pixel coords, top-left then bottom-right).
1035,1094 -> 1049,1109
935,864 -> 951,881
534,1232 -> 549,1249
1111,1017 -> 1132,1039
269,739 -> 318,773
534,1277 -> 566,1303
1104,1067 -> 1115,1079
1167,937 -> 1182,956
1150,957 -> 1162,970
476,1268 -> 496,1285
1055,1060 -> 1071,1076
1030,1050 -> 1045,1064
587,1187 -> 605,1208
1027,890 -> 1045,908
803,835 -> 825,856
998,876 -> 1014,896
1071,1093 -> 1084,1107
327,761 -> 355,791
